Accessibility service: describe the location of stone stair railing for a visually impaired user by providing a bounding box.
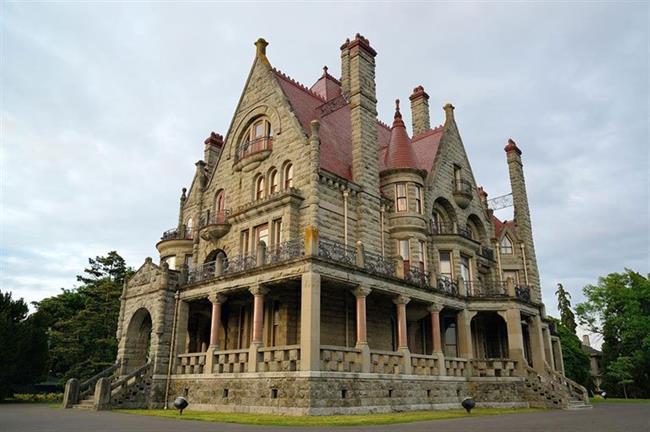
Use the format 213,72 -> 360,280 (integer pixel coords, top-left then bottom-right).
106,360 -> 154,409
523,365 -> 569,408
62,361 -> 121,408
544,364 -> 590,404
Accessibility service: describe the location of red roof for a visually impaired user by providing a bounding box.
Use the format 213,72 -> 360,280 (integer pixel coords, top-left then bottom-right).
384,100 -> 418,170
493,215 -> 515,238
273,68 -> 441,180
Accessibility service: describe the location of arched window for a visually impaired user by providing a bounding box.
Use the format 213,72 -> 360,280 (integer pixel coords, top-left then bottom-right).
186,217 -> 194,238
431,211 -> 443,234
465,224 -> 475,240
500,235 -> 513,254
269,169 -> 279,194
215,190 -> 226,222
284,163 -> 293,189
237,118 -> 273,160
255,175 -> 265,200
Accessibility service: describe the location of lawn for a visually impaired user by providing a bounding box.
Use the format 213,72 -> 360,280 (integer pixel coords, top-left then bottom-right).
590,397 -> 650,404
119,407 -> 541,427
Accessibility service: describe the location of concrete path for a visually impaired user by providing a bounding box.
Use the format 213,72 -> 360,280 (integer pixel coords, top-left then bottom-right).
1,403 -> 648,432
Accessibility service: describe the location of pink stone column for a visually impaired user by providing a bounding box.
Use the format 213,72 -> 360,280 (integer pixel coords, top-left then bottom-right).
352,287 -> 371,346
429,304 -> 443,354
208,294 -> 226,349
250,285 -> 269,345
393,296 -> 411,350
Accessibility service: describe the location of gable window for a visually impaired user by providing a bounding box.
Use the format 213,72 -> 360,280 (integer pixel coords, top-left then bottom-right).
255,175 -> 265,200
414,185 -> 423,214
500,236 -> 513,254
269,169 -> 279,194
237,118 -> 273,160
284,163 -> 294,189
395,183 -> 407,212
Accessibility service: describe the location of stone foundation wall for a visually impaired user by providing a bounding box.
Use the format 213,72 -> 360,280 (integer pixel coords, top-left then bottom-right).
164,374 -> 528,415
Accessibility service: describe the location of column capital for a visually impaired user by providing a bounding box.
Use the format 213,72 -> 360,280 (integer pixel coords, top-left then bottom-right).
351,286 -> 371,298
249,285 -> 269,297
208,293 -> 227,304
427,303 -> 443,313
393,295 -> 411,305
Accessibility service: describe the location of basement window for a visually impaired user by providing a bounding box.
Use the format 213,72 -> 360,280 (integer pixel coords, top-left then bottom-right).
341,389 -> 347,399
222,389 -> 229,398
388,389 -> 394,398
271,388 -> 278,399
427,389 -> 432,398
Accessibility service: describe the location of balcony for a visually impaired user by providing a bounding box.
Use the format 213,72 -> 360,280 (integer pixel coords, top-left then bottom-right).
198,210 -> 231,242
156,225 -> 193,254
452,179 -> 474,209
515,284 -> 532,302
233,137 -> 273,172
465,280 -> 508,298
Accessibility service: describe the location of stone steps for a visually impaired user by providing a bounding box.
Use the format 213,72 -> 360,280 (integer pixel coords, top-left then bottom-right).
565,398 -> 593,410
71,398 -> 95,410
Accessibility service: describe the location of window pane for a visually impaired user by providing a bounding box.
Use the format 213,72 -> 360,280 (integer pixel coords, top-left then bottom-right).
439,251 -> 452,277
255,224 -> 269,248
285,164 -> 293,188
399,239 -> 410,260
269,170 -> 278,193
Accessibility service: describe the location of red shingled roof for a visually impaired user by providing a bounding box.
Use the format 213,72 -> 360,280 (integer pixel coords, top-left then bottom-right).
384,100 -> 418,170
273,68 -> 441,180
493,215 -> 515,238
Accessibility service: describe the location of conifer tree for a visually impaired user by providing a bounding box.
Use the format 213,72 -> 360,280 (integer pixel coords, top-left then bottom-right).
556,283 -> 577,334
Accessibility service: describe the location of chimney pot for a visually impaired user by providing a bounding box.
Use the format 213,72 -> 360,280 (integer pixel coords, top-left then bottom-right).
255,38 -> 269,57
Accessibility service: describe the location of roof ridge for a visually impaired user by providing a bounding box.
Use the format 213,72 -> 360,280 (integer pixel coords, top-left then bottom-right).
412,124 -> 444,141
377,119 -> 391,130
273,67 -> 326,102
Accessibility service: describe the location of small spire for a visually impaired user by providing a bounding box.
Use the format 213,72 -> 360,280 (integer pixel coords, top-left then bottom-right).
323,65 -> 328,76
394,99 -> 402,118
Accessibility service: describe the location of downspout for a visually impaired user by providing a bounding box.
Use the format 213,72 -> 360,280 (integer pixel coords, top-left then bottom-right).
164,291 -> 180,409
343,190 -> 349,246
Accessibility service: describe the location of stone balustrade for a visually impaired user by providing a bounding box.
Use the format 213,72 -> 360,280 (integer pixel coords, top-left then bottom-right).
213,349 -> 249,374
256,345 -> 300,372
470,358 -> 518,377
320,345 -> 363,373
410,353 -> 442,376
176,352 -> 206,374
370,349 -> 403,374
444,357 -> 468,377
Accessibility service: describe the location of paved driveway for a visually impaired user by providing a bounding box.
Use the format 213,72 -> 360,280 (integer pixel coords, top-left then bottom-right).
1,403 -> 648,432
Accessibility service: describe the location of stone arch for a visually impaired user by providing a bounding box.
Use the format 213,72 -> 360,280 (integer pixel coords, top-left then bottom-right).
431,197 -> 457,233
466,213 -> 487,243
228,105 -> 282,160
471,312 -> 508,359
205,248 -> 227,264
123,307 -> 153,372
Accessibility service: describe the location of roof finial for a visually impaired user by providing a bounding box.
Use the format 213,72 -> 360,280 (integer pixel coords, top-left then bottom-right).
323,65 -> 328,76
255,38 -> 269,58
394,99 -> 402,119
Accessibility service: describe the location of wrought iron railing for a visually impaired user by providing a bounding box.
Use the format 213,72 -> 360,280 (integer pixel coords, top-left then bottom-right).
431,222 -> 454,235
161,225 -> 193,241
318,237 -> 356,266
515,284 -> 532,302
188,261 -> 215,284
266,239 -> 304,264
235,136 -> 273,161
453,178 -> 473,195
435,276 -> 459,296
457,225 -> 474,240
479,246 -> 494,260
466,281 -> 508,297
199,210 -> 230,228
363,250 -> 396,278
224,253 -> 256,274
406,267 -> 430,288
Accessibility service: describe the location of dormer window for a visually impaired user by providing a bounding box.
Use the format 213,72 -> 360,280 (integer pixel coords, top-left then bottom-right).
395,183 -> 407,212
500,235 -> 513,254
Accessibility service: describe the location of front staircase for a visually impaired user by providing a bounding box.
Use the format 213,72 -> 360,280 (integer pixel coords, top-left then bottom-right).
63,359 -> 153,410
523,364 -> 592,409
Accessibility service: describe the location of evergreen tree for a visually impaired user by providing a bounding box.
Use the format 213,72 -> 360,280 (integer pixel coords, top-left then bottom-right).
556,283 -> 577,334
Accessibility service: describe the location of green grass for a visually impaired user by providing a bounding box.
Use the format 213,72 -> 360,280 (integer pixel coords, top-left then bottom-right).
590,397 -> 650,404
119,407 -> 541,427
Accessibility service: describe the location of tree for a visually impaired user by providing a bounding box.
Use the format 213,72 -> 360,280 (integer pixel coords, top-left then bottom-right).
32,251 -> 133,384
0,292 -> 48,400
556,283 -> 577,334
548,316 -> 591,390
576,270 -> 650,398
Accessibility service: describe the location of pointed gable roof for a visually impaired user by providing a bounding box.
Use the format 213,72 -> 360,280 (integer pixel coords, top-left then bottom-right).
272,68 -> 441,180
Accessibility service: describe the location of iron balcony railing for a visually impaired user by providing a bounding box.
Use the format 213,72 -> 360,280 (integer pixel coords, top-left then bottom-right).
406,267 -> 430,288
317,237 -> 356,266
515,284 -> 532,302
466,281 -> 508,298
436,276 -> 459,296
479,246 -> 495,261
198,210 -> 230,228
161,225 -> 193,241
234,136 -> 273,161
266,239 -> 305,264
363,250 -> 396,279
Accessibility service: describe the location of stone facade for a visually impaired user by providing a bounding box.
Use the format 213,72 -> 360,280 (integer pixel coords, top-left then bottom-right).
63,34 -> 592,414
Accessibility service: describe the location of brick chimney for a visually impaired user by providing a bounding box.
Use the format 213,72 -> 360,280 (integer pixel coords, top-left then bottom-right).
409,86 -> 430,136
346,34 -> 379,191
204,132 -> 224,170
340,39 -> 351,98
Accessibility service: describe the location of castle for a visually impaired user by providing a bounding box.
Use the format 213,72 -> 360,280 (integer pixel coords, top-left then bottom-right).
62,35 -> 589,414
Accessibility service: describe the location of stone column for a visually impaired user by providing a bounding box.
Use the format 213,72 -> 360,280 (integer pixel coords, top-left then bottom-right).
503,308 -> 526,375
393,295 -> 412,374
551,336 -> 565,375
529,314 -> 546,373
542,326 -> 555,370
205,294 -> 226,374
300,271 -> 321,371
352,286 -> 371,372
456,309 -> 475,360
248,285 -> 269,372
428,304 -> 443,354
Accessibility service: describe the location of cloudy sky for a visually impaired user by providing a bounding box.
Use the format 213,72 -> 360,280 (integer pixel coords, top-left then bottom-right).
2,2 -> 648,340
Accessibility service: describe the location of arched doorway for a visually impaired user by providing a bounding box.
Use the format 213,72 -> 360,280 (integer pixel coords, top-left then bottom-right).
124,308 -> 153,372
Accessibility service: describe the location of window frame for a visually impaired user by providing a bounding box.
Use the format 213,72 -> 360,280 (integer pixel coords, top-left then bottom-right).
500,235 -> 514,254
255,175 -> 265,200
284,163 -> 293,189
254,223 -> 269,250
395,183 -> 408,212
414,185 -> 423,214
269,169 -> 279,194
439,250 -> 453,279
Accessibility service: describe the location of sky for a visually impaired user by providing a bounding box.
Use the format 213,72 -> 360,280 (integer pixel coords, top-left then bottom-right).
1,2 -> 648,344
